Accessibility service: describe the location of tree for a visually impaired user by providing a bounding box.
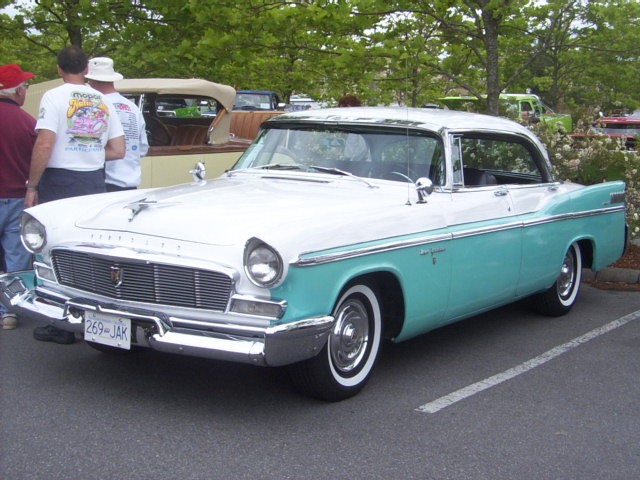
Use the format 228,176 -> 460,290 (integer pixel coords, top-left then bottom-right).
0,0 -> 180,80
1,0 -> 638,115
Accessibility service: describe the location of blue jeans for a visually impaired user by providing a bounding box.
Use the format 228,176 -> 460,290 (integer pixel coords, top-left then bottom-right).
0,198 -> 33,315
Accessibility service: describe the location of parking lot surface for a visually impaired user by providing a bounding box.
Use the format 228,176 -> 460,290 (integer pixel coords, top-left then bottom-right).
2,285 -> 639,479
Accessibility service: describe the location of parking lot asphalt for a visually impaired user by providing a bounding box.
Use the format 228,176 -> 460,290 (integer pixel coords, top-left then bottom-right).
2,285 -> 640,480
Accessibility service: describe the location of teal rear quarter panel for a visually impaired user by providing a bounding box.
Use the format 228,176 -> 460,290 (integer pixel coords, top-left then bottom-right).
518,180 -> 626,294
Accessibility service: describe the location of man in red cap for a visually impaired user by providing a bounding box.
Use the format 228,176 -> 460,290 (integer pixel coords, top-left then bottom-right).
0,64 -> 36,330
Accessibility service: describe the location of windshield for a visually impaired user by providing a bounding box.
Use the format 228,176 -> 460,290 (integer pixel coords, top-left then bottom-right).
235,93 -> 274,110
232,126 -> 446,184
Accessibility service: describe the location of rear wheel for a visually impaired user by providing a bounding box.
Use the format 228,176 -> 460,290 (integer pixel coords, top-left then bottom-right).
531,242 -> 582,316
289,283 -> 382,401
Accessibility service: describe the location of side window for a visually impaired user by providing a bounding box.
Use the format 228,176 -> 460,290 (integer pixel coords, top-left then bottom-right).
458,136 -> 543,187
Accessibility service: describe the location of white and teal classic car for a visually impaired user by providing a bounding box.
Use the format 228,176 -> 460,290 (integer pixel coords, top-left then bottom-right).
0,107 -> 627,400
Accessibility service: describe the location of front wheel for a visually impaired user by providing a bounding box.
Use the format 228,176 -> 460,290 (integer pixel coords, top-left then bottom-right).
288,284 -> 382,401
531,242 -> 582,317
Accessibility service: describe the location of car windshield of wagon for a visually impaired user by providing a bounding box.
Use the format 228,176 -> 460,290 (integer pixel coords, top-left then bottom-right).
232,126 -> 446,184
234,92 -> 274,111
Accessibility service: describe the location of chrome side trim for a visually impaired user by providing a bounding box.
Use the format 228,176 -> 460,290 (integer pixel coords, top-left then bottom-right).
293,233 -> 452,266
292,205 -> 626,267
521,205 -> 625,228
450,221 -> 521,240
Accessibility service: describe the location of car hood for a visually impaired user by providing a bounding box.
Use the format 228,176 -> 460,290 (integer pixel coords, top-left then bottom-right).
75,172 -> 441,249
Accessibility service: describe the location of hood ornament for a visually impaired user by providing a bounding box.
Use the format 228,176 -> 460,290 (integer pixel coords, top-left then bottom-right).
190,161 -> 207,182
125,197 -> 158,222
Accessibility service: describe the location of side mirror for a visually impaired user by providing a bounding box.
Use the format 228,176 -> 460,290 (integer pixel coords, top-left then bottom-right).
190,161 -> 207,182
416,177 -> 434,203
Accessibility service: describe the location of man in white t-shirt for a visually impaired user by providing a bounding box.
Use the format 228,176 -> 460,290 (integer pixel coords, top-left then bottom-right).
26,46 -> 125,344
25,45 -> 125,209
85,57 -> 148,191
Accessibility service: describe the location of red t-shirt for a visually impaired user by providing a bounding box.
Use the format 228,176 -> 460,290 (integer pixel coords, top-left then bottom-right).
0,98 -> 36,198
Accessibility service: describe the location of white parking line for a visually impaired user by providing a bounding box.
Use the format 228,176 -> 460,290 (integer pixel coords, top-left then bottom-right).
416,309 -> 640,414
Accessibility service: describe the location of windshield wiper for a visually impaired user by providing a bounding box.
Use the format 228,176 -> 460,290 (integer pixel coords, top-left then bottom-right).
308,165 -> 377,188
256,163 -> 305,171
229,163 -> 377,188
226,164 -> 305,177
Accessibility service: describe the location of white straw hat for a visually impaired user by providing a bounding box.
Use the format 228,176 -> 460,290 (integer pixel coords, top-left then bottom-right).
85,57 -> 124,82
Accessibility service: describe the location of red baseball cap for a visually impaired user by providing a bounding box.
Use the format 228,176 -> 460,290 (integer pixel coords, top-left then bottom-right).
0,64 -> 35,89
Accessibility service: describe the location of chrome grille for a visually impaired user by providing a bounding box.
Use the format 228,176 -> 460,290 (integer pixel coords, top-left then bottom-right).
51,249 -> 232,311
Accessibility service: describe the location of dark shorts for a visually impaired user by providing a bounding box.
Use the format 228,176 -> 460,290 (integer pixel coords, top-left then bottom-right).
39,168 -> 106,204
106,184 -> 137,193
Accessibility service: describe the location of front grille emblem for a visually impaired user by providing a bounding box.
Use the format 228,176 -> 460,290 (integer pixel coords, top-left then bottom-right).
110,265 -> 124,287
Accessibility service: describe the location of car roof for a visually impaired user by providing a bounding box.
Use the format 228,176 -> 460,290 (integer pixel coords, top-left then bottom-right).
116,78 -> 237,111
269,106 -> 535,134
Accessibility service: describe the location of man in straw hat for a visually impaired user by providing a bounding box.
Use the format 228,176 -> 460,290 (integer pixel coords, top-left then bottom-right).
86,57 -> 148,191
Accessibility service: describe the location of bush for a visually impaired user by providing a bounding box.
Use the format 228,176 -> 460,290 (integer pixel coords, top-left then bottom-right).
528,120 -> 640,240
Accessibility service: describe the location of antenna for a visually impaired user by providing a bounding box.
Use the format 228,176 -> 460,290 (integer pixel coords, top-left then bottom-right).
404,52 -> 412,206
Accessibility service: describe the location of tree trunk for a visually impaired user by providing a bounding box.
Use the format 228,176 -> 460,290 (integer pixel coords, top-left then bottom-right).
482,7 -> 501,116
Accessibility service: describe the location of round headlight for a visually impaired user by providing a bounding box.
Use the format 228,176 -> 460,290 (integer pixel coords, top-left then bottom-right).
21,214 -> 47,253
244,239 -> 283,287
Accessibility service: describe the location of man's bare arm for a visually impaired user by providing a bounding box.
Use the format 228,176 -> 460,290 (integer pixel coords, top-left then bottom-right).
25,129 -> 56,207
105,135 -> 126,160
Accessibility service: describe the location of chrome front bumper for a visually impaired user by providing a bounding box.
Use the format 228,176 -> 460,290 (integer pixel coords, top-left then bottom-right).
0,272 -> 334,367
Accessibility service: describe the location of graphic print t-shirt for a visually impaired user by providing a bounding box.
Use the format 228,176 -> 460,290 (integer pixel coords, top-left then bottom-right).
36,83 -> 124,171
104,92 -> 149,187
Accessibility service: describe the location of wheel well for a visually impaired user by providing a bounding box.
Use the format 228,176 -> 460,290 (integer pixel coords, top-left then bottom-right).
577,239 -> 593,269
343,272 -> 404,340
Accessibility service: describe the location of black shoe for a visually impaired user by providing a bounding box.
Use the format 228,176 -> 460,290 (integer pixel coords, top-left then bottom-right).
33,325 -> 76,344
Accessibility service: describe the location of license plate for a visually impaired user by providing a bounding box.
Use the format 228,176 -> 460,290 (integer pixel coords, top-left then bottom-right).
84,311 -> 131,350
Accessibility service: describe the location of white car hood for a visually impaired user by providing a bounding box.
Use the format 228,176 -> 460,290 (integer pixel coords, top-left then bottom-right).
75,173 -> 441,249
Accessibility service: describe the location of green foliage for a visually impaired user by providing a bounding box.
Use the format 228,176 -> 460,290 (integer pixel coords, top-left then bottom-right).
0,0 -> 638,115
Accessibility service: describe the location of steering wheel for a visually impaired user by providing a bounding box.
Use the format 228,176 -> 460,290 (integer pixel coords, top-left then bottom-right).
146,116 -> 172,146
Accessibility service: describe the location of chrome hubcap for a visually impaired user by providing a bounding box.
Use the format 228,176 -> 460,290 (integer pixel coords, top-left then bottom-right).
558,250 -> 576,299
330,299 -> 369,374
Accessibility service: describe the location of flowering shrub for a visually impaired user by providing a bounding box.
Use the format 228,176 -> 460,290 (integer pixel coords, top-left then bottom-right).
529,120 -> 640,240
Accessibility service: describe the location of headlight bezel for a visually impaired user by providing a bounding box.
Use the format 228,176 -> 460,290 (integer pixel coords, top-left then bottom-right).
243,237 -> 284,288
21,213 -> 47,253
